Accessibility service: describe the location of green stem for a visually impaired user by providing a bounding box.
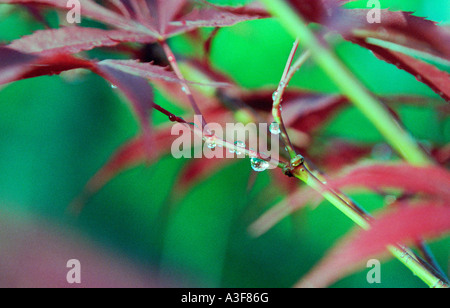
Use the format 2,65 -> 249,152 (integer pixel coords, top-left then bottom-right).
261,0 -> 432,167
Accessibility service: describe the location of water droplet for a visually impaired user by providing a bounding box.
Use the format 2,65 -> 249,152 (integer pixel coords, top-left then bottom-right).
250,157 -> 269,172
206,137 -> 216,149
235,141 -> 245,155
111,84 -> 117,89
181,86 -> 187,93
272,90 -> 279,101
207,141 -> 216,149
269,122 -> 281,135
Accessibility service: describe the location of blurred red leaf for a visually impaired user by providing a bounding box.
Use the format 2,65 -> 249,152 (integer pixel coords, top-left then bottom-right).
316,140 -> 373,172
0,210 -> 172,287
432,144 -> 450,166
296,201 -> 450,288
236,89 -> 349,132
282,94 -> 348,135
327,163 -> 450,202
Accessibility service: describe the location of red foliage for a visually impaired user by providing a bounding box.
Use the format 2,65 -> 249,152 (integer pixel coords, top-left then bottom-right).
296,201 -> 450,288
327,163 -> 450,202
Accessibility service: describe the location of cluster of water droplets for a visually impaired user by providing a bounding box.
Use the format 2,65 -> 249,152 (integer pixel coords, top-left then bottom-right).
229,141 -> 245,155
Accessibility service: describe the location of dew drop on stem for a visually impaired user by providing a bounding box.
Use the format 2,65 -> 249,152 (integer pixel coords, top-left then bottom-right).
272,90 -> 279,101
269,122 -> 281,135
250,157 -> 269,172
234,141 -> 245,155
206,138 -> 216,149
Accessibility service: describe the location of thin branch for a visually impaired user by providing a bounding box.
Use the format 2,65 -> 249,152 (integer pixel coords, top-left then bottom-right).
189,124 -> 288,170
153,103 -> 187,124
160,39 -> 207,128
416,239 -> 449,283
272,38 -> 305,160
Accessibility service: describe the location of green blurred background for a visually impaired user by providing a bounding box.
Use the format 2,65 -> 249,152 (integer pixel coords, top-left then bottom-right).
0,0 -> 448,287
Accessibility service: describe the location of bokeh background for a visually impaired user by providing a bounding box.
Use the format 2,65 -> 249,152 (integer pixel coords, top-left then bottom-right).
0,0 -> 448,287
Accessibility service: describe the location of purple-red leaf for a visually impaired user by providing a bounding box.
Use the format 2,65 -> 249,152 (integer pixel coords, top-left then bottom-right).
316,140 -> 373,172
3,0 -> 269,39
98,59 -> 230,87
170,4 -> 268,36
0,47 -> 39,85
94,61 -> 155,138
282,94 -> 348,135
288,2 -> 450,101
8,27 -> 156,56
0,46 -> 94,85
296,202 -> 450,288
0,0 -> 145,32
344,10 -> 450,62
360,43 -> 450,102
